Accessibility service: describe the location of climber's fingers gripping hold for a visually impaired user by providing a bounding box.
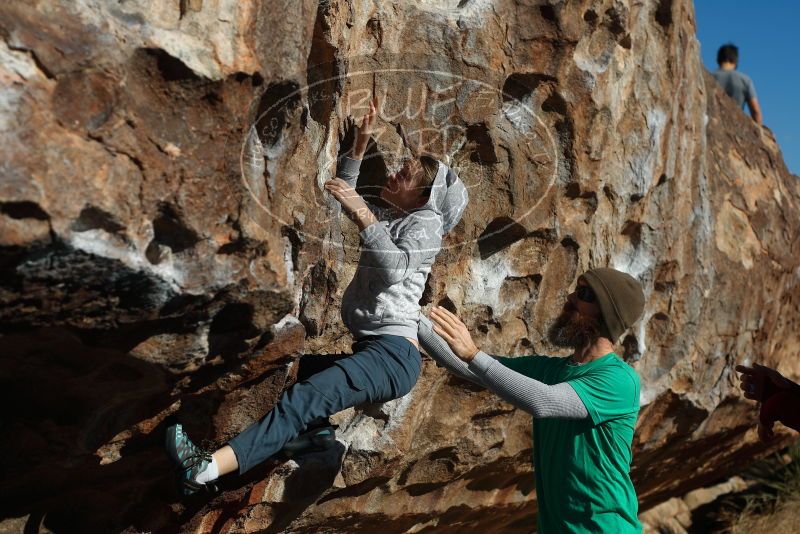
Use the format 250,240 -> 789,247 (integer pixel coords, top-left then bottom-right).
352,96 -> 379,159
360,97 -> 378,134
324,178 -> 369,219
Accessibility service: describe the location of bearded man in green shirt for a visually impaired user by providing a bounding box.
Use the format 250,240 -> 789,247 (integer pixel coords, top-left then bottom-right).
420,267 -> 645,533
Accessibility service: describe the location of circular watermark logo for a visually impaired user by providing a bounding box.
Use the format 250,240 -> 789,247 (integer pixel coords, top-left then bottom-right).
240,58 -> 560,255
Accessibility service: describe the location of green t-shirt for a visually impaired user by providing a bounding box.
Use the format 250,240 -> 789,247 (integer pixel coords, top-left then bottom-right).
497,353 -> 641,533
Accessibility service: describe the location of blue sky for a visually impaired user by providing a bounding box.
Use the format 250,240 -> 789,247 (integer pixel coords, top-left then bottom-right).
694,1 -> 799,175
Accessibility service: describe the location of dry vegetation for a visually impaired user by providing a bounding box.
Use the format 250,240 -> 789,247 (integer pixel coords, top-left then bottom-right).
709,441 -> 800,533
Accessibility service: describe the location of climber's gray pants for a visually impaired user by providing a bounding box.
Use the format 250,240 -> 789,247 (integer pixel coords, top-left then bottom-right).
228,334 -> 421,474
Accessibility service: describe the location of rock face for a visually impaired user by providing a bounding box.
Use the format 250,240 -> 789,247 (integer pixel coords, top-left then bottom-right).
1,0 -> 799,532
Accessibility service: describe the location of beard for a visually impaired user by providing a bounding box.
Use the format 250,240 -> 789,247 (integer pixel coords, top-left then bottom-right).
547,303 -> 602,349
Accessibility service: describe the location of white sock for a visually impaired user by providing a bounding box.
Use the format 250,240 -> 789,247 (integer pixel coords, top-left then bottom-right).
195,457 -> 219,484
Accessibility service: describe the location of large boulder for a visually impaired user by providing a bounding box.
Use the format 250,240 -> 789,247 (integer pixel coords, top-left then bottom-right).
1,0 -> 798,531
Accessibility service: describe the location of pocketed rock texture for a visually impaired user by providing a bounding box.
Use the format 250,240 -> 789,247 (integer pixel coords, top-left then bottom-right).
1,0 -> 799,532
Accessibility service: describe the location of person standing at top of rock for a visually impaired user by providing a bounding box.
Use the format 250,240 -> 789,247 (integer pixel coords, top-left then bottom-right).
712,43 -> 763,125
419,268 -> 645,533
164,97 -> 469,496
735,363 -> 800,442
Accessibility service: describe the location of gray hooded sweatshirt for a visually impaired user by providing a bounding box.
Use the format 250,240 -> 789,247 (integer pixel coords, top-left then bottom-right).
337,156 -> 468,341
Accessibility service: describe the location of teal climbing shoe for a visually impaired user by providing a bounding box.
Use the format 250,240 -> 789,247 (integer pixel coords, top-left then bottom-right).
165,423 -> 215,497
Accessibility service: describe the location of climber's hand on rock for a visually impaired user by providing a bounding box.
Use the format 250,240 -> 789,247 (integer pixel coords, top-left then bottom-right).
324,178 -> 374,229
429,306 -> 480,362
325,178 -> 366,213
352,96 -> 378,159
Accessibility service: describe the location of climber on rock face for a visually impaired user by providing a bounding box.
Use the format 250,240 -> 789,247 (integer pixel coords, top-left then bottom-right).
735,363 -> 800,442
165,97 -> 469,497
712,43 -> 762,125
419,268 -> 645,533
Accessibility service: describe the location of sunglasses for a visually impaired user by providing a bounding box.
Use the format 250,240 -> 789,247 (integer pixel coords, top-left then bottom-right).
576,285 -> 596,303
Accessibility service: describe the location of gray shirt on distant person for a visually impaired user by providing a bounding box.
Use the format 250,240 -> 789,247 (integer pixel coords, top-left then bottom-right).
712,69 -> 757,108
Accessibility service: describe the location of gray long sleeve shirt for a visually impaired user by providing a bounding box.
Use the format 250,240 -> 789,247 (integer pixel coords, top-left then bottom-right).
337,157 -> 468,341
418,315 -> 588,419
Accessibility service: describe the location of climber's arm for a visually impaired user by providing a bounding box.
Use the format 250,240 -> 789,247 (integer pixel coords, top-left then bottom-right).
338,97 -> 378,188
352,97 -> 376,160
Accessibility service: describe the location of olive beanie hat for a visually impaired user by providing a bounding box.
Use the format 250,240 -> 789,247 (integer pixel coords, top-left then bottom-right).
582,268 -> 645,342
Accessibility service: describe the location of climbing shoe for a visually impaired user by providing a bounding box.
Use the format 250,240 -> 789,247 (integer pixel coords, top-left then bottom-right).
165,423 -> 215,497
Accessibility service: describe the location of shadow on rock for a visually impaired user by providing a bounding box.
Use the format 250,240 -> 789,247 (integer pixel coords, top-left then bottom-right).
0,327 -> 179,532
